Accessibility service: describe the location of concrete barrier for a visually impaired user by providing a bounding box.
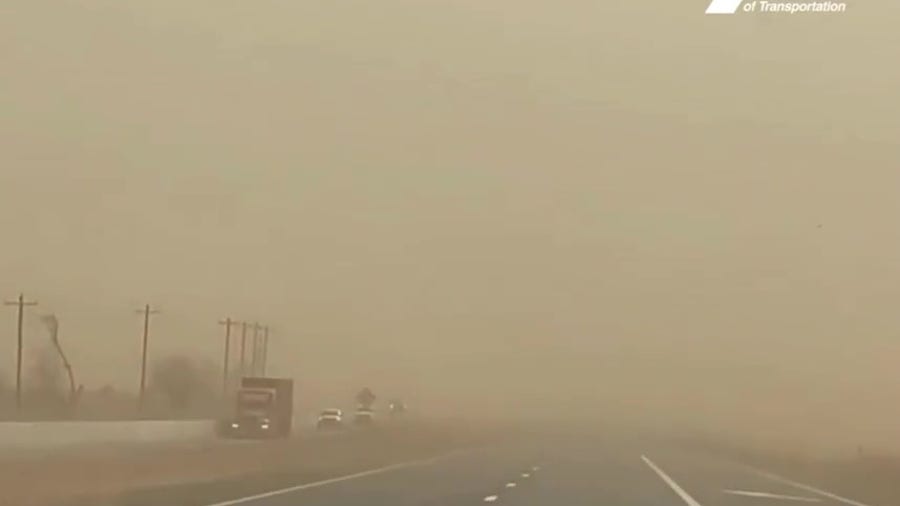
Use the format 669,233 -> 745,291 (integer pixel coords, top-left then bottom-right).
0,420 -> 216,449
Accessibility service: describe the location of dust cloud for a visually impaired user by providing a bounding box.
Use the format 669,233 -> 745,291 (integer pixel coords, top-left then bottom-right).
1,1 -> 899,456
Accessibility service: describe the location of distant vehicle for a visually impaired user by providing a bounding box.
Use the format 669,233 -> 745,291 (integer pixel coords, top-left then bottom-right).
353,407 -> 375,426
356,388 -> 376,409
388,399 -> 407,416
316,408 -> 344,430
223,377 -> 294,439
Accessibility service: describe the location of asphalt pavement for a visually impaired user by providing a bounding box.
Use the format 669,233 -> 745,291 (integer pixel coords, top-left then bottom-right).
101,431 -> 885,506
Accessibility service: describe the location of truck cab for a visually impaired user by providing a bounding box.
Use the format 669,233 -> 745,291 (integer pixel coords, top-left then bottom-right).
224,377 -> 293,439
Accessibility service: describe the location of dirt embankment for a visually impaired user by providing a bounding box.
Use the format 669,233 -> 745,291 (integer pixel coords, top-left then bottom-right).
1,421 -> 491,506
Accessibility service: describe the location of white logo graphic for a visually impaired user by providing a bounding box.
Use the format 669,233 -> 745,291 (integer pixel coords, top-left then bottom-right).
706,0 -> 743,13
706,0 -> 847,14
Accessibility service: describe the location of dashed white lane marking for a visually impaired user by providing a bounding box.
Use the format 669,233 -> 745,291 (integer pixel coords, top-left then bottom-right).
484,495 -> 499,502
724,490 -> 821,502
505,482 -> 517,488
532,466 -> 541,472
521,473 -> 531,478
751,469 -> 875,506
641,455 -> 704,506
203,453 -> 452,506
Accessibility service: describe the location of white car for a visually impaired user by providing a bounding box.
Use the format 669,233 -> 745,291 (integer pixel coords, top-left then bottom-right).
316,408 -> 344,430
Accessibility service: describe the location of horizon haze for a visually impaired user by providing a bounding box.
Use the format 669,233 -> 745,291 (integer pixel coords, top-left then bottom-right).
2,0 -> 899,455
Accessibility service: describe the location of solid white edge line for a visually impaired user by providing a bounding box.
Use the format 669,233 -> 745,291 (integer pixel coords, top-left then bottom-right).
751,468 -> 876,506
641,455 -> 704,506
203,453 -> 449,506
723,489 -> 822,502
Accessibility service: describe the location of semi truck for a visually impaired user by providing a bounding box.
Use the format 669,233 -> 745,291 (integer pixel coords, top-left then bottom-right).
223,377 -> 294,439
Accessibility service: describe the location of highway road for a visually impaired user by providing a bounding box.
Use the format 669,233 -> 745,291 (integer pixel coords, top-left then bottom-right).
101,433 -> 884,506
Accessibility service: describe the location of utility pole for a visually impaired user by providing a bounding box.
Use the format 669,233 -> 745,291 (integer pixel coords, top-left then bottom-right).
261,326 -> 270,376
251,322 -> 261,375
218,318 -> 239,397
239,321 -> 248,378
135,304 -> 159,414
5,294 -> 37,412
